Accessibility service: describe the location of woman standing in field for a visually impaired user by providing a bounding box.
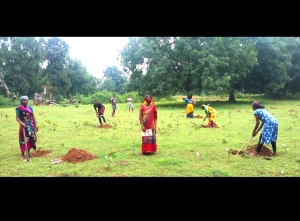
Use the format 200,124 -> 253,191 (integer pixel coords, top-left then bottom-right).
250,101 -> 279,156
139,95 -> 157,154
201,104 -> 217,127
16,96 -> 38,161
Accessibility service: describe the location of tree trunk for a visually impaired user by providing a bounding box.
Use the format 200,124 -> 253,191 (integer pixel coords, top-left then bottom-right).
228,90 -> 236,103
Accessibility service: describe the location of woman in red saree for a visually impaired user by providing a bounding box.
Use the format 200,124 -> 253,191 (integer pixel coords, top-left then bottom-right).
139,95 -> 157,154
16,96 -> 38,161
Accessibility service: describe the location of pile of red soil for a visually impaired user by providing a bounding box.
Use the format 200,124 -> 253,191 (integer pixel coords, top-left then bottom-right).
201,122 -> 219,128
61,148 -> 97,164
231,144 -> 275,157
97,124 -> 113,129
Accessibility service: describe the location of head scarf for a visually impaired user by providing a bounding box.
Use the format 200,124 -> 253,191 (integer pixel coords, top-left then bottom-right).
252,101 -> 265,109
142,95 -> 155,106
20,96 -> 29,104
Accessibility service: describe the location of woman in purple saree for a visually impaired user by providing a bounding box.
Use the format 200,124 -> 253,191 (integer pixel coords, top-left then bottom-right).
16,96 -> 38,161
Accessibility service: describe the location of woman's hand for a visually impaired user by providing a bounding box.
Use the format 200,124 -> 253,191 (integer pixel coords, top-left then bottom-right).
141,125 -> 146,132
35,127 -> 39,132
252,131 -> 257,137
20,122 -> 25,127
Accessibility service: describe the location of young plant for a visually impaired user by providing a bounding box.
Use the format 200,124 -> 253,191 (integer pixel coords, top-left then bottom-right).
104,152 -> 116,169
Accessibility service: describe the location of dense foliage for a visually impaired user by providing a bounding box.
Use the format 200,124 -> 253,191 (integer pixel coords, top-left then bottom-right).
1,37 -> 300,104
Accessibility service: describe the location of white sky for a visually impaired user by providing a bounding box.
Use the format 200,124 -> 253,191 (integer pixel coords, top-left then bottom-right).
58,37 -> 128,79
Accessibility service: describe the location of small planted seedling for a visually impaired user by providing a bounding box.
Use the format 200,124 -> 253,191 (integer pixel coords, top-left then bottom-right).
226,148 -> 234,161
104,152 -> 116,169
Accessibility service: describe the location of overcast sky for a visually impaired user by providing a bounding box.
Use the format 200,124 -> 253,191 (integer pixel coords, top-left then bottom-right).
58,37 -> 128,79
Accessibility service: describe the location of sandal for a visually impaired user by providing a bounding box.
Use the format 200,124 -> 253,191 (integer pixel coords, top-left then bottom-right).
250,151 -> 259,156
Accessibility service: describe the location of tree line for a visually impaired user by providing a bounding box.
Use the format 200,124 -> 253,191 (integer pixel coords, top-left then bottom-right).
121,37 -> 300,102
1,37 -> 299,103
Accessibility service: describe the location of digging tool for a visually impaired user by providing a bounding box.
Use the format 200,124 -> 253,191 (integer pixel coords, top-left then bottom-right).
236,136 -> 254,155
201,116 -> 207,127
22,127 -> 30,162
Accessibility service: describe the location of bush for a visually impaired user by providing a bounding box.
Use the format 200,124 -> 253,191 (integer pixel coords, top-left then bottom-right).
0,95 -> 19,108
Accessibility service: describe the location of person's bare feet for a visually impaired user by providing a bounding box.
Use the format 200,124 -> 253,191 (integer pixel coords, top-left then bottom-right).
21,156 -> 29,161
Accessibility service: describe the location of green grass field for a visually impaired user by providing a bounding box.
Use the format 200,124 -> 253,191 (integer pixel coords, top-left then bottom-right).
1,95 -> 300,177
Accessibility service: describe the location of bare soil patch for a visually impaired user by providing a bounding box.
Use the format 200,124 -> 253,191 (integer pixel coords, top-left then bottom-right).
97,124 -> 113,129
31,149 -> 52,157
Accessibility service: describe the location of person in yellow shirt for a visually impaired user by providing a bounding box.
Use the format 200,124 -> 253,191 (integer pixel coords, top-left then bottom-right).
186,100 -> 194,118
201,104 -> 217,127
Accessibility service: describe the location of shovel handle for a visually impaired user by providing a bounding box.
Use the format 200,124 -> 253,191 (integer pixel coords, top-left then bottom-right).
22,127 -> 30,161
236,136 -> 253,155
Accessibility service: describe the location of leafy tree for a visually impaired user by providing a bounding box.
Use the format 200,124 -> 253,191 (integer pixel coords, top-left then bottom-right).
243,37 -> 292,98
65,58 -> 97,97
284,37 -> 300,94
101,66 -> 127,94
121,37 -> 258,102
42,37 -> 71,99
0,37 -> 44,97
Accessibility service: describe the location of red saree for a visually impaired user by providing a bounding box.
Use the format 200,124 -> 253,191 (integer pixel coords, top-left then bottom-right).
140,103 -> 157,154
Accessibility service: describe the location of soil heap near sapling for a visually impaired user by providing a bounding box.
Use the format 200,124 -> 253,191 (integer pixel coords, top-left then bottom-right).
61,148 -> 97,164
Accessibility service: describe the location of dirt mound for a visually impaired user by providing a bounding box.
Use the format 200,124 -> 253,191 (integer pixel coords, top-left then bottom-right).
194,115 -> 204,118
61,148 -> 97,164
97,124 -> 113,129
31,149 -> 52,157
201,122 -> 219,128
231,144 -> 274,157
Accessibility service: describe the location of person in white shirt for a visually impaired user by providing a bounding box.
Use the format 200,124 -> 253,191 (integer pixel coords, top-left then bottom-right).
127,95 -> 134,112
110,94 -> 117,117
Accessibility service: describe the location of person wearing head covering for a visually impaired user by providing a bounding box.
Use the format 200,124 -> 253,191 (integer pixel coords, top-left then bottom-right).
139,95 -> 157,154
186,100 -> 195,118
201,104 -> 217,127
183,97 -> 190,105
250,101 -> 279,156
16,96 -> 38,161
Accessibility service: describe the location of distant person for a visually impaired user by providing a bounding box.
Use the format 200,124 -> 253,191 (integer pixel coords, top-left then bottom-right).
139,95 -> 157,155
201,104 -> 217,127
183,96 -> 196,107
183,97 -> 190,105
16,96 -> 38,161
110,93 -> 117,117
127,95 -> 134,112
186,100 -> 194,118
249,101 -> 279,157
93,99 -> 106,125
